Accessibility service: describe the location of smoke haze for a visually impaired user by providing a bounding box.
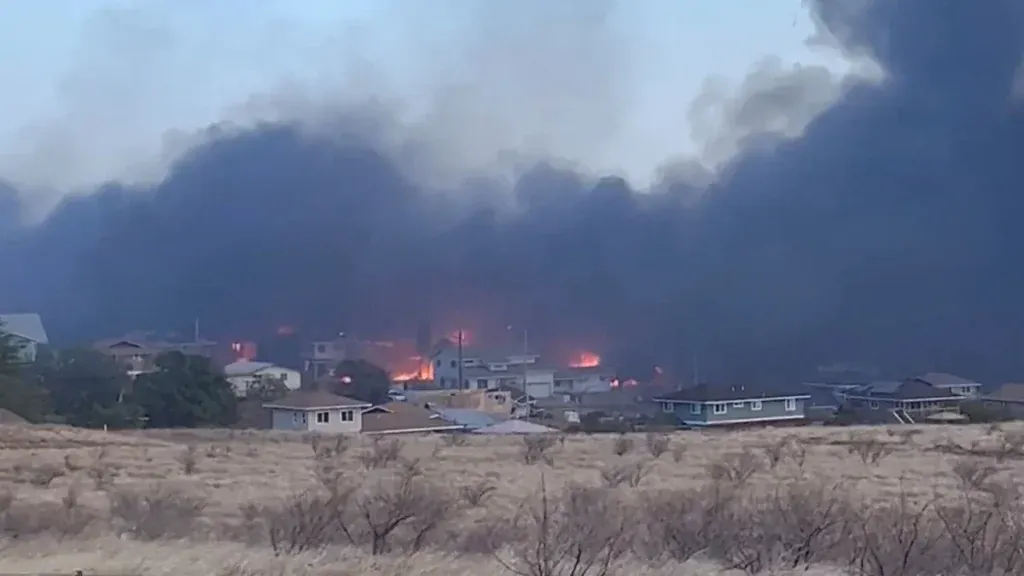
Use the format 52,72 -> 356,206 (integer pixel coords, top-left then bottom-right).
3,0 -> 1023,382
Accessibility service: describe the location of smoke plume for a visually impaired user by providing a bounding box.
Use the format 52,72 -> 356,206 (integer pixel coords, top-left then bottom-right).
3,0 -> 1023,382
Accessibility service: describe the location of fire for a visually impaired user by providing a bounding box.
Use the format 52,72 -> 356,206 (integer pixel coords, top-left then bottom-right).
569,351 -> 601,368
391,355 -> 435,382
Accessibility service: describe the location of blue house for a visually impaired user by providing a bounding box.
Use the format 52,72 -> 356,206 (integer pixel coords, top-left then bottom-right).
653,383 -> 811,427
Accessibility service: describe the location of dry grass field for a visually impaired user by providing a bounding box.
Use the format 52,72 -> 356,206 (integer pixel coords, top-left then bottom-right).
2,423 -> 1024,575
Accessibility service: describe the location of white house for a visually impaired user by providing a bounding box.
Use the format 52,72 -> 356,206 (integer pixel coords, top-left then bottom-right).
429,340 -> 540,390
224,360 -> 301,397
0,313 -> 49,364
263,391 -> 371,433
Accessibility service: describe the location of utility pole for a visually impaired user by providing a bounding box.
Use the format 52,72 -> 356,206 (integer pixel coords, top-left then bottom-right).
456,329 -> 464,390
194,318 -> 200,343
692,351 -> 699,388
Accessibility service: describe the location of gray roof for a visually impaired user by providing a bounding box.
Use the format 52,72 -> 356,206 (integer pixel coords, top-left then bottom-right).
473,420 -> 558,435
432,408 -> 502,430
0,313 -> 49,344
263,391 -> 370,410
845,379 -> 958,400
224,360 -> 276,376
655,382 -> 810,403
913,373 -> 979,388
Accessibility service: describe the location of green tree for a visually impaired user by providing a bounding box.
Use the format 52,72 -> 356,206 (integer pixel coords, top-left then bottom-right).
35,348 -> 139,428
0,321 -> 51,422
332,359 -> 391,405
245,375 -> 289,402
132,352 -> 238,428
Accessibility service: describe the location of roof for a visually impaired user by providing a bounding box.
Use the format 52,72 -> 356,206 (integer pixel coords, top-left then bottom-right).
912,373 -> 980,388
844,379 -> 958,400
361,402 -> 464,434
224,360 -> 278,376
554,366 -> 614,379
654,382 -> 811,403
804,385 -> 842,409
985,383 -> 1024,403
0,313 -> 48,344
263,391 -> 370,410
473,419 -> 558,435
432,408 -> 503,430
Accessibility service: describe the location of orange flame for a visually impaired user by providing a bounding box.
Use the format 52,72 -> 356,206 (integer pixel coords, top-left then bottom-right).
391,356 -> 435,382
569,351 -> 601,368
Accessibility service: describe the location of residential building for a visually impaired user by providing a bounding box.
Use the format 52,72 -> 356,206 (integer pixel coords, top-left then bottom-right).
263,391 -> 372,433
429,339 -> 539,389
982,383 -> 1024,418
837,379 -> 962,424
534,389 -> 659,423
432,408 -> 504,431
360,402 -> 464,435
910,373 -> 982,398
473,420 -> 558,435
404,387 -> 530,417
553,366 -> 616,394
0,313 -> 48,363
224,360 -> 301,397
93,335 -> 218,377
301,336 -> 353,379
654,383 -> 811,427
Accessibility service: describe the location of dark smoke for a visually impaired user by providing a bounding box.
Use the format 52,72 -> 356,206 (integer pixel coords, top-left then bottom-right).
3,0 -> 1023,382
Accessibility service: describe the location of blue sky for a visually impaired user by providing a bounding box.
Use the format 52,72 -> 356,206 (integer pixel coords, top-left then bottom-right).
0,0 -> 849,197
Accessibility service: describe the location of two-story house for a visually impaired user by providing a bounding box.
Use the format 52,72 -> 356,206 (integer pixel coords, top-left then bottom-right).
302,337 -> 353,379
553,365 -> 615,394
653,382 -> 811,427
93,336 -> 219,377
0,313 -> 48,364
837,379 -> 963,424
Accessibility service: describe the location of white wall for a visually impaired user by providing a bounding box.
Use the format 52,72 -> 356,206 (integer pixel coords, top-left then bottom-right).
270,408 -> 363,433
228,367 -> 302,397
525,369 -> 555,398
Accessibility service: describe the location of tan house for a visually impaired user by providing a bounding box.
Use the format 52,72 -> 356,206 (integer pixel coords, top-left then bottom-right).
360,402 -> 464,435
405,387 -> 527,417
263,391 -> 372,433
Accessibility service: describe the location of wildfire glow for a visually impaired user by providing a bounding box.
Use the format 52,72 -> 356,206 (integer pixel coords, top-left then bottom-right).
445,329 -> 473,346
569,351 -> 601,368
391,355 -> 435,382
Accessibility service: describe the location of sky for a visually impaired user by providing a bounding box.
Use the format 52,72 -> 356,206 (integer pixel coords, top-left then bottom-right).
0,0 -> 851,201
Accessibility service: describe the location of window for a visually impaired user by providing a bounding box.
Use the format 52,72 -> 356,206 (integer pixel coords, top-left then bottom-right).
477,379 -> 488,389
340,410 -> 353,422
661,402 -> 673,413
292,412 -> 303,424
316,344 -> 326,354
784,398 -> 797,412
690,403 -> 701,414
869,400 -> 879,410
712,403 -> 727,415
750,400 -> 762,411
732,401 -> 745,408
439,377 -> 447,387
435,359 -> 441,367
315,411 -> 330,424
450,360 -> 457,368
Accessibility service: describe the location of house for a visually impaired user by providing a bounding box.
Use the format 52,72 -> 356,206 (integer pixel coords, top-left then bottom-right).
473,419 -> 558,435
224,360 -> 301,397
360,402 -> 464,435
909,373 -> 981,398
653,383 -> 811,427
0,313 -> 48,363
803,385 -> 842,420
534,389 -> 659,423
429,339 -> 540,390
553,366 -> 616,394
94,335 -> 219,377
837,379 -> 962,424
301,336 -> 352,379
404,387 -> 531,418
982,383 -> 1024,419
432,408 -> 505,431
263,391 -> 372,433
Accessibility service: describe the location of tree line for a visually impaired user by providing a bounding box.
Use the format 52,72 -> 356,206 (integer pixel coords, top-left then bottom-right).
0,322 -> 393,428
